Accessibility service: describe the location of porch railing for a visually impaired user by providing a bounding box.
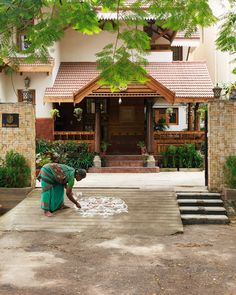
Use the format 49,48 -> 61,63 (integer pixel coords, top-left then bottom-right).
54,131 -> 95,150
153,131 -> 205,154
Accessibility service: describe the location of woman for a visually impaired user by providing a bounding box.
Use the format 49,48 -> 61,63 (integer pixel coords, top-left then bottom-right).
38,163 -> 86,217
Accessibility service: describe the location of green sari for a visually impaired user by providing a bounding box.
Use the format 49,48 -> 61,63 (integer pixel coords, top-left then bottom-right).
38,163 -> 75,212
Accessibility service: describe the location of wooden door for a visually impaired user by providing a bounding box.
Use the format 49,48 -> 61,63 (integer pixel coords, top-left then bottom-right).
107,98 -> 145,154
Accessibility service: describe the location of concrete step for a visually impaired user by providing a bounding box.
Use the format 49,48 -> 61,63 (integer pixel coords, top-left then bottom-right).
103,155 -> 143,161
105,160 -> 144,167
179,206 -> 227,215
177,199 -> 223,206
181,214 -> 229,225
88,167 -> 160,173
177,193 -> 221,200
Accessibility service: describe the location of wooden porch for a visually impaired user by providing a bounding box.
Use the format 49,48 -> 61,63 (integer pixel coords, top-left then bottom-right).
52,130 -> 205,155
54,131 -> 95,151
153,131 -> 205,154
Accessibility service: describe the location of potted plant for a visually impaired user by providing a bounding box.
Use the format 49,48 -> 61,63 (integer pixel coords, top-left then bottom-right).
228,83 -> 236,100
100,141 -> 111,156
137,141 -> 147,154
50,108 -> 60,120
73,107 -> 83,121
166,107 -> 174,116
154,117 -> 169,131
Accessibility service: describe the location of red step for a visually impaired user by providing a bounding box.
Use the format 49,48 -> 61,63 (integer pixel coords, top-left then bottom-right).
103,155 -> 143,161
88,167 -> 160,173
105,160 -> 144,167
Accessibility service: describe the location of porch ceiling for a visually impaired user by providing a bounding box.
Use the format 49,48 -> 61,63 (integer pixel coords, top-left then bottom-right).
2,57 -> 54,74
43,61 -> 213,104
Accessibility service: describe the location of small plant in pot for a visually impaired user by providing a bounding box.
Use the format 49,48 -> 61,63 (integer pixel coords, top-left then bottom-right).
228,83 -> 236,100
154,117 -> 169,131
73,107 -> 83,121
50,108 -> 60,120
100,141 -> 111,156
166,107 -> 174,116
137,141 -> 147,154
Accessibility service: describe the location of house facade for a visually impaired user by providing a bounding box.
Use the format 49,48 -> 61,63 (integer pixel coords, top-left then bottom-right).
0,6 -> 215,157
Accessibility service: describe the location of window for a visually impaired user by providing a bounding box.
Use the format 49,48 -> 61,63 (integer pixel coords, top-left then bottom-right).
18,34 -> 31,51
86,99 -> 107,114
171,46 -> 183,61
18,89 -> 35,104
155,108 -> 178,125
17,19 -> 34,51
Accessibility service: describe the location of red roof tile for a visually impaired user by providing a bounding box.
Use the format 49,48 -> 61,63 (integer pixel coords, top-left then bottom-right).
44,61 -> 213,100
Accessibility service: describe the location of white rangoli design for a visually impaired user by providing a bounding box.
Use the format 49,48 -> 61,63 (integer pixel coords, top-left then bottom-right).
74,193 -> 128,218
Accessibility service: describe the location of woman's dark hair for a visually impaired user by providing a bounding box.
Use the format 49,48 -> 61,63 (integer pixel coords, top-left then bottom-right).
75,169 -> 87,179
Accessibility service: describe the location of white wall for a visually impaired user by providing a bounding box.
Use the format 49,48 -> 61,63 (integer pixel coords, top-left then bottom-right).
60,28 -> 117,62
153,98 -> 188,131
60,28 -> 174,63
146,51 -> 172,62
190,0 -> 235,85
0,73 -> 6,102
3,72 -> 52,117
1,41 -> 61,117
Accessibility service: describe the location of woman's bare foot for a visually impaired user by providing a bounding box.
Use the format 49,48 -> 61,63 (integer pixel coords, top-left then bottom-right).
60,204 -> 70,210
44,211 -> 54,217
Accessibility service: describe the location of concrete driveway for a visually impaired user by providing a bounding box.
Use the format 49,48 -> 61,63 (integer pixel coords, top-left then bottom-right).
36,171 -> 205,189
0,188 -> 183,235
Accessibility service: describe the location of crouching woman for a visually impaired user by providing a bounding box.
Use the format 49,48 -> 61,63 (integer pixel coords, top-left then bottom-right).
38,163 -> 86,217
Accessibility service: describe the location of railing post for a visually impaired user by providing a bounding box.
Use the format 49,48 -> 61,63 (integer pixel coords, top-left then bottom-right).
95,100 -> 101,154
188,103 -> 193,131
194,103 -> 201,131
146,98 -> 154,154
205,109 -> 208,187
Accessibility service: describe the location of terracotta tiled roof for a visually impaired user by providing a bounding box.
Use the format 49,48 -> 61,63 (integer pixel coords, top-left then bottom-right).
146,62 -> 213,98
45,63 -> 98,98
44,61 -> 213,100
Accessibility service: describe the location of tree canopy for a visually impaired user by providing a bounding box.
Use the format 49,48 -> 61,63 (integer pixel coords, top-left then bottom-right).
216,0 -> 236,75
0,0 -> 216,90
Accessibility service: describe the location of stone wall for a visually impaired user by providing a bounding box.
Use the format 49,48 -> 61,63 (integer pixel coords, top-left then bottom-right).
0,103 -> 36,187
208,100 -> 236,191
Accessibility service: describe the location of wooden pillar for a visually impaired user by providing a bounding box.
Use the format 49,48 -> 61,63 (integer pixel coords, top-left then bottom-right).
146,98 -> 154,154
194,103 -> 201,131
188,103 -> 193,131
95,100 -> 101,154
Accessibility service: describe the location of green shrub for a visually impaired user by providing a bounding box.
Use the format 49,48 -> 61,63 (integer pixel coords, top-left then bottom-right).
161,144 -> 203,169
36,139 -> 52,154
36,140 -> 94,170
0,150 -> 31,187
224,156 -> 236,189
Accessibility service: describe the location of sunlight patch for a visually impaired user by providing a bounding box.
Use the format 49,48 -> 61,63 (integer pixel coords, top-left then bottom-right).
74,194 -> 128,218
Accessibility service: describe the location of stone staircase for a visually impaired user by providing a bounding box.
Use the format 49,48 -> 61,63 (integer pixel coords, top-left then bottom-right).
89,155 -> 160,173
177,192 -> 229,225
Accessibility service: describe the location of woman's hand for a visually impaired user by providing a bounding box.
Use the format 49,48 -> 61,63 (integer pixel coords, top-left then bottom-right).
75,201 -> 81,209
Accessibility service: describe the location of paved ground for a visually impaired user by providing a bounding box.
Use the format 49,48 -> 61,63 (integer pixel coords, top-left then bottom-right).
0,188 -> 183,235
0,224 -> 236,295
1,172 -> 235,295
36,171 -> 206,190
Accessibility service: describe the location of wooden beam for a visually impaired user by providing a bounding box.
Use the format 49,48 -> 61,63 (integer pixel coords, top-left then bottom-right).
74,77 -> 101,104
18,65 -> 53,73
43,96 -> 74,103
175,97 -> 211,103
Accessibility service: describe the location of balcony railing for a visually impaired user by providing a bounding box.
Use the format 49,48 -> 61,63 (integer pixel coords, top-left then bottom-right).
53,131 -> 95,150
153,131 -> 205,154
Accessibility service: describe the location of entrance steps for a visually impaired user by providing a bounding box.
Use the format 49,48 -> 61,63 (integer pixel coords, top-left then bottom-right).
177,192 -> 229,225
89,155 -> 160,173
